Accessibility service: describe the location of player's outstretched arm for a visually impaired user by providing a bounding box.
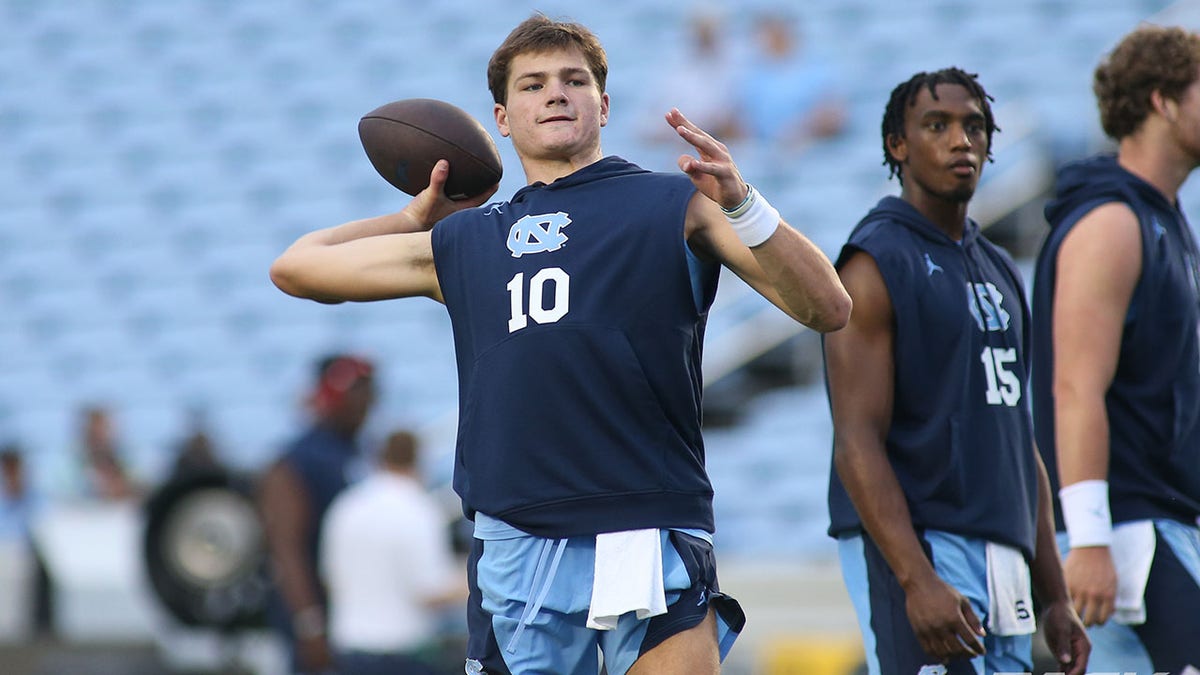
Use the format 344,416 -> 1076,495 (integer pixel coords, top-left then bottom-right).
270,160 -> 497,304
826,252 -> 985,662
669,108 -> 850,332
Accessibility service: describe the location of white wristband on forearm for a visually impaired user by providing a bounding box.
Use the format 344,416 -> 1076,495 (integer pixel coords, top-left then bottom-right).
1059,479 -> 1113,548
722,184 -> 780,248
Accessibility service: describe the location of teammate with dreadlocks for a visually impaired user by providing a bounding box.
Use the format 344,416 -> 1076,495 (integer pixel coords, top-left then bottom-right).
822,68 -> 1089,675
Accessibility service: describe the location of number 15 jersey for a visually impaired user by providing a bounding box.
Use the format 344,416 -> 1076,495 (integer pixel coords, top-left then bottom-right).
825,196 -> 1039,559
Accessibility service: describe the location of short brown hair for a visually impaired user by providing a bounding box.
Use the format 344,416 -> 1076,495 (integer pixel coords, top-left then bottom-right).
379,430 -> 418,471
487,13 -> 608,105
1094,24 -> 1200,140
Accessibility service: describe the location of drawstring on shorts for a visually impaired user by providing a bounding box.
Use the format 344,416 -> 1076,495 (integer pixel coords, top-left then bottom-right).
505,537 -> 569,653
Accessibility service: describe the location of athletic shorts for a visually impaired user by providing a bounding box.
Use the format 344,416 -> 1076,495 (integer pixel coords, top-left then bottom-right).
1055,519 -> 1200,675
838,530 -> 1033,675
464,525 -> 744,675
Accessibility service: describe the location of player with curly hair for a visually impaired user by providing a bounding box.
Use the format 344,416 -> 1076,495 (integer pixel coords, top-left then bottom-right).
1031,24 -> 1200,674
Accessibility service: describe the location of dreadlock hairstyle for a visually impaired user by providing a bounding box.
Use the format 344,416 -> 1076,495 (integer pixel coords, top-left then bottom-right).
881,67 -> 998,183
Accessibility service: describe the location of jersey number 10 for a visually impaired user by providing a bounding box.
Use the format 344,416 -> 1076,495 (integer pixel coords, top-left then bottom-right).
507,268 -> 570,333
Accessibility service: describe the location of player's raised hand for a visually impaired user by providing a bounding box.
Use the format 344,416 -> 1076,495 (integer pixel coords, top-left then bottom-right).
403,160 -> 499,230
667,108 -> 748,211
904,575 -> 987,662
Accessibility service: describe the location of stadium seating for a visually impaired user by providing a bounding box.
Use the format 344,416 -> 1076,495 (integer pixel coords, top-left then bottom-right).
0,0 -> 1192,560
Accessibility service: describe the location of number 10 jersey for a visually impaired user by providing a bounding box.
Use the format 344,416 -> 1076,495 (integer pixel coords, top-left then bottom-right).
432,157 -> 721,539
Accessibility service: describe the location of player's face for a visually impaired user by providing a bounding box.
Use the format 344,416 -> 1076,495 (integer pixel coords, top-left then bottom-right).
1165,67 -> 1200,166
332,378 -> 375,432
494,47 -> 609,163
888,83 -> 988,204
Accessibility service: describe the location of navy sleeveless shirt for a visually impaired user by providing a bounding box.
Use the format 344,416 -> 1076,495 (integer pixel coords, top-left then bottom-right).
1031,154 -> 1200,529
826,197 -> 1039,558
431,157 -> 721,538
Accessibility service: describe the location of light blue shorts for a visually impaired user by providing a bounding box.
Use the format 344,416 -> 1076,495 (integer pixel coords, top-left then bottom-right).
1054,519 -> 1200,674
839,530 -> 1033,675
464,517 -> 744,675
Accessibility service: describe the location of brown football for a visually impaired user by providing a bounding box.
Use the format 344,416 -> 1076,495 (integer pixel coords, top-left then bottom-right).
358,98 -> 502,200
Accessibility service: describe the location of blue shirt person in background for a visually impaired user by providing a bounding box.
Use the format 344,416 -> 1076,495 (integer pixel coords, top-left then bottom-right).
734,11 -> 847,149
1031,25 -> 1200,675
823,67 -> 1088,675
0,443 -> 51,636
0,445 -> 38,541
257,354 -> 376,674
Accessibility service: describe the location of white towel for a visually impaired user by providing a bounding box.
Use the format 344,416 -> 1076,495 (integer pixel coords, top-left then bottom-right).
1111,520 -> 1156,625
985,542 -> 1037,636
586,529 -> 667,630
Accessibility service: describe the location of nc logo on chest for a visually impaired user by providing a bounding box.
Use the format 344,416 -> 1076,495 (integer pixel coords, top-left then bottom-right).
507,212 -> 572,258
966,281 -> 1011,332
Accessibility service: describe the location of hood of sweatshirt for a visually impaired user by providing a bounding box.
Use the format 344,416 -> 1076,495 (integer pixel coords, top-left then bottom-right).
1044,154 -> 1175,228
858,194 -> 984,251
852,195 -> 1022,353
510,156 -> 648,204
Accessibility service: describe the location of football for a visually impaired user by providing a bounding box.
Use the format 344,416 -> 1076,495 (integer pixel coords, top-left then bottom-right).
358,98 -> 503,200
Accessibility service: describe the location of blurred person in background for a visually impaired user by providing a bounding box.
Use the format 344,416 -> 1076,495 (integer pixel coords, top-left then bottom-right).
639,8 -> 740,145
78,405 -> 139,502
1030,24 -> 1200,675
823,68 -> 1088,675
0,443 -> 53,635
733,11 -> 846,151
270,11 -> 849,674
321,429 -> 465,675
257,354 -> 376,674
167,407 -> 226,481
0,444 -> 37,540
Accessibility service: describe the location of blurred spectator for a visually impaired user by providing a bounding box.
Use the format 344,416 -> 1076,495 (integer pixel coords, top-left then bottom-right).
734,11 -> 847,149
258,354 -> 376,675
321,429 -> 464,675
0,443 -> 53,635
640,8 -> 740,144
168,408 -> 225,480
79,405 -> 140,502
0,444 -> 38,540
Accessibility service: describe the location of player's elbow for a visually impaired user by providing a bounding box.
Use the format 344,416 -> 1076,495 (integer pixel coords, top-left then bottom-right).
269,254 -> 306,298
269,253 -> 343,304
804,288 -> 852,333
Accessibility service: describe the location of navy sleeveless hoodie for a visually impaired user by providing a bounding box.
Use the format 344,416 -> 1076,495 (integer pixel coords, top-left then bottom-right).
431,157 -> 720,538
1031,154 -> 1200,529
826,196 -> 1039,558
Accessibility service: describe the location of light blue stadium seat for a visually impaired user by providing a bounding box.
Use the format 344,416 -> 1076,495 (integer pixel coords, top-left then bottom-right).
209,401 -> 302,471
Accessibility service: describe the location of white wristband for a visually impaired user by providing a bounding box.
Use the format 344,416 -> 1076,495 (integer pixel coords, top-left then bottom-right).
1059,479 -> 1112,548
722,184 -> 780,248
